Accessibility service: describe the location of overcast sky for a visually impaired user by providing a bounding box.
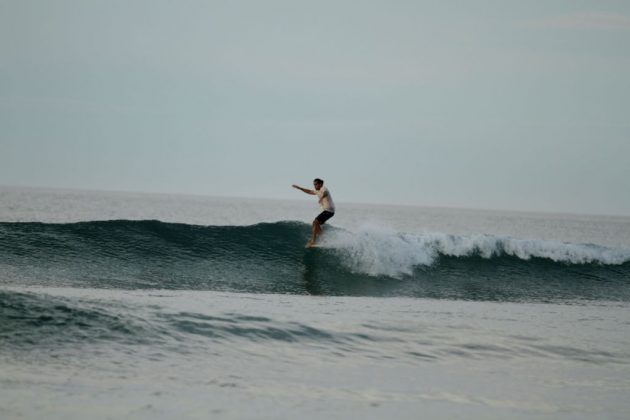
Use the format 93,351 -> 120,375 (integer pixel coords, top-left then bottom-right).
1,0 -> 629,215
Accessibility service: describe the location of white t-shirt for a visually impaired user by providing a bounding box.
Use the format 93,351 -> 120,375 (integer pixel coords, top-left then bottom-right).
316,186 -> 335,212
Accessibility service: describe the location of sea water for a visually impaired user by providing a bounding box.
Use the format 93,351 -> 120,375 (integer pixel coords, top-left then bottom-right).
1,186 -> 629,419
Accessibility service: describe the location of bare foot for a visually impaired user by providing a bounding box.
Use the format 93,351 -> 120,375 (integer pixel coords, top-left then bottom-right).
305,240 -> 316,248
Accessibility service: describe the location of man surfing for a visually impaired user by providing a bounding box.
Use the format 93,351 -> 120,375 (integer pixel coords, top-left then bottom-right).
292,178 -> 335,247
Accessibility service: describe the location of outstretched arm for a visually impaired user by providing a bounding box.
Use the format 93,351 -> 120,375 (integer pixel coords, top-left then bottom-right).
292,184 -> 316,195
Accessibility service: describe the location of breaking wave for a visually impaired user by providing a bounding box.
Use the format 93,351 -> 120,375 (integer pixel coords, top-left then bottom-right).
1,220 -> 629,302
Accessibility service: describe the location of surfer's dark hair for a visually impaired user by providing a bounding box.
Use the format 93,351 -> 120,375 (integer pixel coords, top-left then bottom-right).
313,178 -> 324,185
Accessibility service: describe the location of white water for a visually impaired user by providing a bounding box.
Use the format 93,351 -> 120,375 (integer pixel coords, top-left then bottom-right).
322,225 -> 630,278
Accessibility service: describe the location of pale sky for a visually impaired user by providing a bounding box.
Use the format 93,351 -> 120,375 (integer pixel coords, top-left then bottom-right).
1,0 -> 629,215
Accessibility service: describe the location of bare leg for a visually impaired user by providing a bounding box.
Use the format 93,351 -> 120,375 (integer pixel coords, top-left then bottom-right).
307,220 -> 322,247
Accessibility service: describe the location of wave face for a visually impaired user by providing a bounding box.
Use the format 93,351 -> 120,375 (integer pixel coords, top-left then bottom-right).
1,220 -> 629,302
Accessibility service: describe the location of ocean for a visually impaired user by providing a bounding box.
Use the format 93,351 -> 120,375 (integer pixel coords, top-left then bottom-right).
1,186 -> 630,419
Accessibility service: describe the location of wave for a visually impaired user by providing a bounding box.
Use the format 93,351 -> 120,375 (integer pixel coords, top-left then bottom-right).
323,224 -> 630,278
1,220 -> 629,302
0,289 -> 157,348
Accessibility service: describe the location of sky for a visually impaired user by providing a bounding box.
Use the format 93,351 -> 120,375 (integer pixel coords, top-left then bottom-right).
1,0 -> 629,216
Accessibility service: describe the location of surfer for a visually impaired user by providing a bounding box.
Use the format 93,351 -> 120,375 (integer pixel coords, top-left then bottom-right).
292,178 -> 335,247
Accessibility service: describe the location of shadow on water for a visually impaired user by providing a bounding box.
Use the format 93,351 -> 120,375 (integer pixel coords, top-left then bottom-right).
302,249 -> 323,296
301,247 -> 409,297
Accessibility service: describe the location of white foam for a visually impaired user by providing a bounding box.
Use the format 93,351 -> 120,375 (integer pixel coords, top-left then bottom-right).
321,225 -> 630,278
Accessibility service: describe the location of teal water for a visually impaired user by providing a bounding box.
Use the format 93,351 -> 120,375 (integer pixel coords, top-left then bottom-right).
1,187 -> 630,419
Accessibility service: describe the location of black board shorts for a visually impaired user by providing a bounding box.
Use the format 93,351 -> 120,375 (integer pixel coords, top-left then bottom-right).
315,210 -> 335,225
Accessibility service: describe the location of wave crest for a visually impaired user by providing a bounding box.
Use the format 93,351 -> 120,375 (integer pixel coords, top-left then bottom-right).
323,225 -> 630,278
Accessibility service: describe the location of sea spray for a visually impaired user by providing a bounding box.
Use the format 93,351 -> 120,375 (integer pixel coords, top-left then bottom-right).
322,224 -> 630,278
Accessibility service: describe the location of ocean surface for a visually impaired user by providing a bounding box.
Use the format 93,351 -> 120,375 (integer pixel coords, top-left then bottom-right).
1,186 -> 630,419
